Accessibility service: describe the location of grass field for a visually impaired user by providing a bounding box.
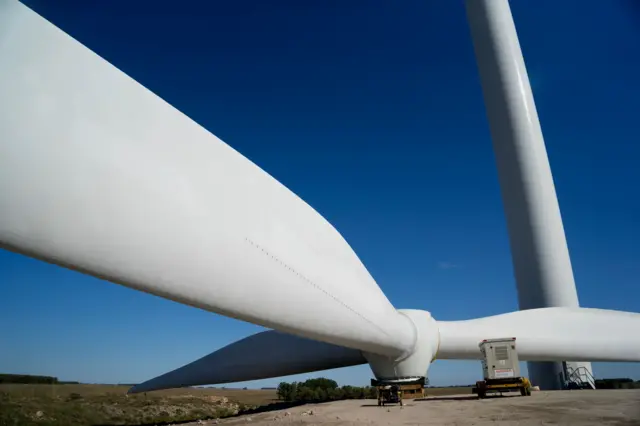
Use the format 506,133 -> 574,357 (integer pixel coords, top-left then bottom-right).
0,383 -> 473,426
0,384 -> 277,426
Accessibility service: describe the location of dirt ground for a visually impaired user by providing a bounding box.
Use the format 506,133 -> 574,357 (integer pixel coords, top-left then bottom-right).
203,389 -> 640,426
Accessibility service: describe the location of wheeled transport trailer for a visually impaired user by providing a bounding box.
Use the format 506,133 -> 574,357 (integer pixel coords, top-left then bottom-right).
376,385 -> 403,406
472,337 -> 532,398
371,377 -> 425,405
475,376 -> 532,398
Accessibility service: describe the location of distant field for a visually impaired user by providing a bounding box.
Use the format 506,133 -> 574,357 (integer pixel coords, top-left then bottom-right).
0,384 -> 277,426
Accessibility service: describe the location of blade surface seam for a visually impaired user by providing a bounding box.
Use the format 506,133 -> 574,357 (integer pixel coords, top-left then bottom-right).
246,237 -> 397,341
0,0 -> 413,358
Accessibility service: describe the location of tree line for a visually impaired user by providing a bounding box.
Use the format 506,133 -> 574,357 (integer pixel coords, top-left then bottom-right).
0,373 -> 78,385
594,378 -> 640,389
276,378 -> 378,402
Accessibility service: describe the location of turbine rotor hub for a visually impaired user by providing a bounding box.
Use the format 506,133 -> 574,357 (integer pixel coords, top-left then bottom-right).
363,309 -> 439,381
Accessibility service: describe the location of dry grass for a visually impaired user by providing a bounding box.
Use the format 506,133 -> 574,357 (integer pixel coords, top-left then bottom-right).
198,387 -> 278,406
0,384 -> 276,426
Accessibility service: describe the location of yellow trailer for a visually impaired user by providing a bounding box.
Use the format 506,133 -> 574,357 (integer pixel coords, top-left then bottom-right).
473,337 -> 532,398
474,377 -> 532,398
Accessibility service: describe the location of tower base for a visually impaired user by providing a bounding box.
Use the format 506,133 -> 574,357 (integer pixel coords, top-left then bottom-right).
527,362 -> 565,390
528,358 -> 595,390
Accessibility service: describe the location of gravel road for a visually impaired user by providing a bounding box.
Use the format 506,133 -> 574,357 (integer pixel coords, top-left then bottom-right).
192,389 -> 640,426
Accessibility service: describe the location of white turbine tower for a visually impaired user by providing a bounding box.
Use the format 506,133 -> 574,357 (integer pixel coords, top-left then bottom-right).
465,0 -> 592,390
1,0 -> 638,393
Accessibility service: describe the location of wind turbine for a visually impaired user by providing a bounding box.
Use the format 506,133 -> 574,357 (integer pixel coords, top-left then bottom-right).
1,0 -> 638,394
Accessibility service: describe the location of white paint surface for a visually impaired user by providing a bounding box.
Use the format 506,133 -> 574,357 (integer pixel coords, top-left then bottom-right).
437,308 -> 640,362
128,330 -> 367,394
1,1 -> 639,392
0,0 -> 415,358
465,0 -> 592,389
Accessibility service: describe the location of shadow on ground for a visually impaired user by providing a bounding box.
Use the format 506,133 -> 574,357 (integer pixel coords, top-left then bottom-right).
415,395 -> 484,402
415,392 -> 524,402
360,404 -> 410,408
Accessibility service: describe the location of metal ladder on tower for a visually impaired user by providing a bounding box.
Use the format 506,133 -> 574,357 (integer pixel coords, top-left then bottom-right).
563,363 -> 596,390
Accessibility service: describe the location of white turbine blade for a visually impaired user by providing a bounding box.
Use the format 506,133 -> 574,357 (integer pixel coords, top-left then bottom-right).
129,331 -> 367,394
0,1 -> 415,358
436,307 -> 640,362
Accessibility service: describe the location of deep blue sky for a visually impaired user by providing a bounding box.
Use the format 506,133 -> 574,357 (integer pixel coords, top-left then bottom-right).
2,0 -> 639,387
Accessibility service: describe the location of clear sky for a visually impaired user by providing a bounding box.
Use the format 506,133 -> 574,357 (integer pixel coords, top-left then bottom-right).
2,0 -> 639,388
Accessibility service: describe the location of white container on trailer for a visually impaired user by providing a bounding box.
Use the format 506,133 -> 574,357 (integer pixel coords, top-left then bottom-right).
479,337 -> 520,380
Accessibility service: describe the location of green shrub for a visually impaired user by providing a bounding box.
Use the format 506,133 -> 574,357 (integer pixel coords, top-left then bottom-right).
276,378 -> 377,403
